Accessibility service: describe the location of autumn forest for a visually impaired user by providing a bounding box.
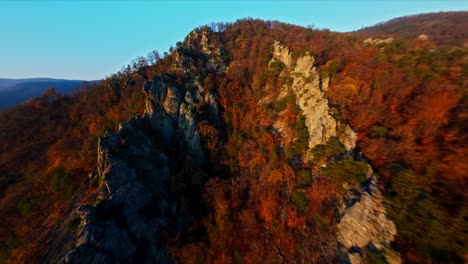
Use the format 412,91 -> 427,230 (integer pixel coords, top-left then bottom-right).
0,11 -> 467,264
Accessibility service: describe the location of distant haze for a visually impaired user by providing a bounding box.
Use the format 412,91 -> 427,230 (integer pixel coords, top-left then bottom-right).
0,78 -> 98,110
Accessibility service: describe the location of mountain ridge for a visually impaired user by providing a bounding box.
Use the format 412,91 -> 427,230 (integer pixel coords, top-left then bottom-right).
0,12 -> 466,263
0,78 -> 99,110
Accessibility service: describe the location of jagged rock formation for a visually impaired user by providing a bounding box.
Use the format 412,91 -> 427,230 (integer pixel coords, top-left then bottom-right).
64,116 -> 174,263
1,15 -> 465,264
337,171 -> 401,264
144,76 -> 206,163
271,41 -> 399,263
64,34 -> 400,264
64,29 -> 224,263
271,41 -> 357,152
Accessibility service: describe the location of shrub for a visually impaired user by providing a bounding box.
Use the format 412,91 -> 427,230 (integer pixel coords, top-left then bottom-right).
298,170 -> 312,188
322,60 -> 340,78
291,49 -> 310,60
0,247 -> 7,264
365,246 -> 388,264
50,168 -> 76,199
17,197 -> 34,218
310,144 -> 326,160
329,107 -> 341,121
233,248 -> 244,264
286,114 -> 310,162
323,158 -> 369,190
5,235 -> 19,250
290,191 -> 309,211
325,137 -> 346,156
370,125 -> 389,138
270,149 -> 279,165
269,58 -> 285,77
279,76 -> 294,87
273,94 -> 296,111
67,216 -> 81,231
307,137 -> 345,161
385,165 -> 465,262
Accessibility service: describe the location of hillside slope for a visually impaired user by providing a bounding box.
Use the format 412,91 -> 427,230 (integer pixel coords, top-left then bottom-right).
355,11 -> 468,46
0,12 -> 466,264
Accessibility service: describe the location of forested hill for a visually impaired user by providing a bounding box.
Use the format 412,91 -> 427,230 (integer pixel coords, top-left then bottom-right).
355,11 -> 468,46
0,78 -> 97,110
0,12 -> 466,264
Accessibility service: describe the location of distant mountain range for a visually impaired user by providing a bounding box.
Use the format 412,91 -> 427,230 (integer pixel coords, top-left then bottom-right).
0,78 -> 98,110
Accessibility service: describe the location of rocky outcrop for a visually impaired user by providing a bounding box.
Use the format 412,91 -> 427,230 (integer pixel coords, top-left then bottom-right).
271,41 -> 399,263
144,76 -> 206,163
64,116 -> 174,263
363,37 -> 394,45
338,124 -> 358,150
337,170 -> 401,264
64,35 -> 400,264
64,29 -> 224,263
271,41 -> 356,152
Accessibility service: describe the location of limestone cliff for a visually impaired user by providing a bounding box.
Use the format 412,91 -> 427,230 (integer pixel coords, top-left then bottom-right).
271,41 -> 400,263
270,41 -> 357,152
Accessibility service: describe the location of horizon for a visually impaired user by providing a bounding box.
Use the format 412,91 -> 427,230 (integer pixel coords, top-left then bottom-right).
1,1 -> 467,80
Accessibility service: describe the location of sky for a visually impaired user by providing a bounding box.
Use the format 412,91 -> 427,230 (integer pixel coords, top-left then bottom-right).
0,1 -> 466,80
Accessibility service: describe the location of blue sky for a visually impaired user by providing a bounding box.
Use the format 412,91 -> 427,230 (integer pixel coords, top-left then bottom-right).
0,1 -> 466,80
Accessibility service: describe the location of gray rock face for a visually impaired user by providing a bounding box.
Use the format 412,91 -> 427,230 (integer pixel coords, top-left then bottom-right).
337,174 -> 401,264
143,47 -> 222,164
64,117 -> 173,264
64,31 -> 225,263
143,77 -> 203,162
178,102 -> 204,162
